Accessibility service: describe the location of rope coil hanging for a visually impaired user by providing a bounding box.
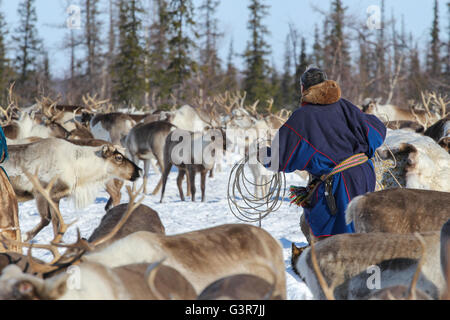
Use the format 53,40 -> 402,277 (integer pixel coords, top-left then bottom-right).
227,153 -> 286,225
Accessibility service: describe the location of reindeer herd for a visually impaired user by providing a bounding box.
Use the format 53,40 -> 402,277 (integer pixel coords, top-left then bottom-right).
0,89 -> 449,300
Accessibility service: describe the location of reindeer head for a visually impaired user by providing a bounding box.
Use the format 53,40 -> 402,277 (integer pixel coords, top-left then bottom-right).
361,98 -> 381,114
0,265 -> 69,300
100,145 -> 142,182
438,137 -> 450,154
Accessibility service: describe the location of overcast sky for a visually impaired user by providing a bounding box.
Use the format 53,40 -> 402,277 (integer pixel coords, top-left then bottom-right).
1,0 -> 448,78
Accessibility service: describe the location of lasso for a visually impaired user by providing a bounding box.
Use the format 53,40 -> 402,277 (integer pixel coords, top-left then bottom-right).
227,151 -> 286,227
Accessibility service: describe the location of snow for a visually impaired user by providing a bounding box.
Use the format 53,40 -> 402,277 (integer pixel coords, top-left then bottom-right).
17,155 -> 313,300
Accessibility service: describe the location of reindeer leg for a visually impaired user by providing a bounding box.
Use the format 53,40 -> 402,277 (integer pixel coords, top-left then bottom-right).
160,162 -> 172,203
50,199 -> 62,239
143,159 -> 150,194
186,170 -> 191,197
209,164 -> 215,178
177,170 -> 186,201
25,194 -> 52,241
188,167 -> 196,202
151,156 -> 165,196
200,170 -> 207,202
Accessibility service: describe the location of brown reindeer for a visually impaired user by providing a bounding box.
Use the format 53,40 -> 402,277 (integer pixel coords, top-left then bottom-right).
88,203 -> 165,250
88,112 -> 136,146
160,128 -> 226,202
83,224 -> 287,298
197,274 -> 281,300
295,231 -> 445,300
441,219 -> 450,300
345,188 -> 450,234
121,121 -> 176,195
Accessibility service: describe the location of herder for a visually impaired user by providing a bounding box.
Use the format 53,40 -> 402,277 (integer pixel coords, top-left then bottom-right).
258,67 -> 386,243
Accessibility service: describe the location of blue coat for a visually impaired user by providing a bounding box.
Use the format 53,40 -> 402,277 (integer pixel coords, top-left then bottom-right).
263,82 -> 386,237
0,127 -> 7,164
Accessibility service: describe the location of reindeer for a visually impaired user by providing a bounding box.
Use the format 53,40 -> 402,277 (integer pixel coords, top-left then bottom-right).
38,98 -> 86,132
424,115 -> 450,153
0,261 -> 198,300
361,97 -> 441,127
345,188 -> 450,234
295,231 -> 445,300
121,121 -> 176,195
1,175 -> 285,300
64,138 -> 136,211
3,138 -> 141,241
196,274 -> 281,300
88,203 -> 166,250
384,120 -> 424,133
160,128 -> 226,202
2,112 -> 70,144
81,223 -> 286,298
441,219 -> 450,300
0,176 -> 188,300
376,130 -> 450,192
167,105 -> 211,132
88,113 -> 136,146
0,187 -> 285,299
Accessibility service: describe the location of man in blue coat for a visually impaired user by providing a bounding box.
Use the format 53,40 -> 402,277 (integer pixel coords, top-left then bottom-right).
258,68 -> 386,243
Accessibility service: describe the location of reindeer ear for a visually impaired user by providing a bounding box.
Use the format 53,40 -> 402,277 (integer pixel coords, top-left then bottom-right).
291,243 -> 301,256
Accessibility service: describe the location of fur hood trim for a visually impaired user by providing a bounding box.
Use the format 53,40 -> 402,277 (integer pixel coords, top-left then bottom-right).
302,80 -> 341,105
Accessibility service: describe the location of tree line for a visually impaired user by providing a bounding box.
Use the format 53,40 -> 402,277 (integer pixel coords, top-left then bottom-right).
0,0 -> 448,112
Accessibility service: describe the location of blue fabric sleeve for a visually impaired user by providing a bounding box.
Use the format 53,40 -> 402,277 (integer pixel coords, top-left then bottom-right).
362,113 -> 387,158
0,127 -> 7,163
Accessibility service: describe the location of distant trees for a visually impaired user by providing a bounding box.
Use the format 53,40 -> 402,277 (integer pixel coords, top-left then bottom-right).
13,0 -> 41,103
198,0 -> 222,97
83,0 -> 103,94
0,0 -> 447,111
112,0 -> 145,106
242,0 -> 272,112
0,0 -> 11,104
166,0 -> 198,102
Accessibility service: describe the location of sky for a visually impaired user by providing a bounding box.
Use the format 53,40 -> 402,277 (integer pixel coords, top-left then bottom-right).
1,0 -> 448,78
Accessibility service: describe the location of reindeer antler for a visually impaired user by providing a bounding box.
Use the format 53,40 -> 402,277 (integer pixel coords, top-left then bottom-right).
407,233 -> 427,300
0,83 -> 19,125
310,237 -> 336,300
82,93 -> 110,114
21,167 -> 75,245
266,98 -> 274,115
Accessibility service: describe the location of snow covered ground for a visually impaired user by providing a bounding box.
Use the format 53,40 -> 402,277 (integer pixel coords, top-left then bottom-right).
17,155 -> 313,300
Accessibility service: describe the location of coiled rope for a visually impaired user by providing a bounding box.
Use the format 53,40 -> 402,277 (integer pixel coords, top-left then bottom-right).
227,154 -> 286,227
